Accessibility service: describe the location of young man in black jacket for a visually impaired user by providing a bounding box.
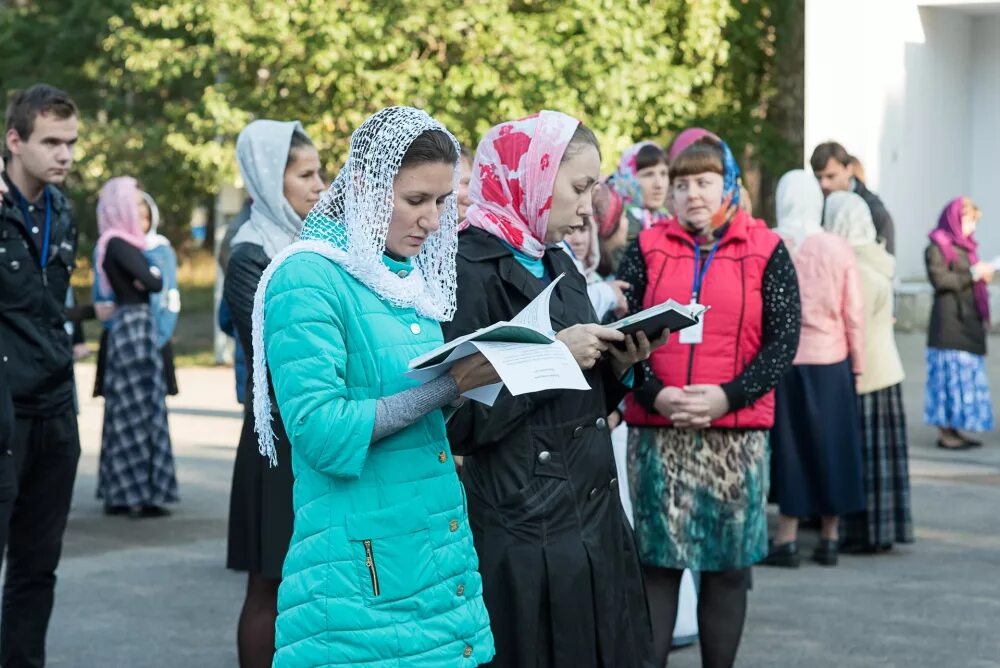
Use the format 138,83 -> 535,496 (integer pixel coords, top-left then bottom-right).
0,84 -> 80,668
811,141 -> 896,255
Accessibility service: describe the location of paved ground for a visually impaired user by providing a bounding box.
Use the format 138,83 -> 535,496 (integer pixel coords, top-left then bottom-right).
39,333 -> 1000,667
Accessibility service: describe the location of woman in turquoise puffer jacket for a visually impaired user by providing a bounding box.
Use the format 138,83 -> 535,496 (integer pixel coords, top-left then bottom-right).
249,107 -> 498,667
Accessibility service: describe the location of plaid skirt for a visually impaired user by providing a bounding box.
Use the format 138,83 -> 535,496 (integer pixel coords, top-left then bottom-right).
97,305 -> 179,507
842,384 -> 914,549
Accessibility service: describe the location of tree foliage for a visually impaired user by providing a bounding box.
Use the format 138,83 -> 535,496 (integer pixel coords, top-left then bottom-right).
0,0 -> 803,247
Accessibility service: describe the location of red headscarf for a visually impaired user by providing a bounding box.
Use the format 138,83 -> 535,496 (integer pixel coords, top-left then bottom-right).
930,196 -> 989,322
461,110 -> 580,259
593,178 -> 624,240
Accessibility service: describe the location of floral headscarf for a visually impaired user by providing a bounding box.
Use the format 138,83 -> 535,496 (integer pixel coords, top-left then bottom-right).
461,110 -> 580,259
95,176 -> 147,293
930,196 -> 989,322
611,140 -> 669,230
673,135 -> 744,244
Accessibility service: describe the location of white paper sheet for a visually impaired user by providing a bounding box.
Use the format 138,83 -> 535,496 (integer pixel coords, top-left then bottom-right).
474,339 -> 589,396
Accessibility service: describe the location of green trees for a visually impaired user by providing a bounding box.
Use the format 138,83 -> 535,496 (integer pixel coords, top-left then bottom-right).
0,0 -> 803,246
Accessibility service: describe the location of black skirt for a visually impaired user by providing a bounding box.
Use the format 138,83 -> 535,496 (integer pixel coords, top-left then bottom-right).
770,359 -> 865,517
226,406 -> 294,579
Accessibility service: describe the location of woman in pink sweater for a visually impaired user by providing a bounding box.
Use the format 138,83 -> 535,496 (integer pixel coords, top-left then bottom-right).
764,170 -> 866,568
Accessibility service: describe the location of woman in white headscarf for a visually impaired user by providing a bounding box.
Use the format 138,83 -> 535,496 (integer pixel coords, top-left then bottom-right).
825,191 -> 913,553
250,107 -> 497,666
764,170 -> 866,569
224,120 -> 325,668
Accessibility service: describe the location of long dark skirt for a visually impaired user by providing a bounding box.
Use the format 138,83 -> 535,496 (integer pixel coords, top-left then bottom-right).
96,305 -> 179,507
842,384 -> 914,549
94,328 -> 178,397
770,359 -> 865,517
226,406 -> 294,578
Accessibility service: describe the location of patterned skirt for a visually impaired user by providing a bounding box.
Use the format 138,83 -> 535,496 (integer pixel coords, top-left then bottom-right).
627,427 -> 769,571
924,348 -> 994,432
842,384 -> 914,549
97,305 -> 179,507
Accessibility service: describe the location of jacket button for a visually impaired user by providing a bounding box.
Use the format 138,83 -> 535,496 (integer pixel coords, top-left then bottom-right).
589,487 -> 600,499
572,426 -> 584,439
537,450 -> 551,464
463,646 -> 473,658
10,260 -> 19,271
456,583 -> 465,596
410,323 -> 421,335
449,519 -> 459,532
398,269 -> 409,278
438,451 -> 448,463
609,477 -> 618,490
595,417 -> 607,430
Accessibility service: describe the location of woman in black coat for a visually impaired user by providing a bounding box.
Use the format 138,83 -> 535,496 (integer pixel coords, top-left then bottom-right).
224,120 -> 325,668
443,112 -> 660,668
924,196 -> 995,449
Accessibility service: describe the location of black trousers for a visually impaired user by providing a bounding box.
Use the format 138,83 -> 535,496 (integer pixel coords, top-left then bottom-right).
0,412 -> 80,668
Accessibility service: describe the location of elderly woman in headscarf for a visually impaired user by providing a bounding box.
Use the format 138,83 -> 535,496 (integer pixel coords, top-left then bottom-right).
251,107 -> 497,666
223,120 -> 325,668
923,197 -> 995,449
444,111 -> 660,668
94,176 -> 178,520
763,170 -> 866,569
617,135 -> 800,667
824,191 -> 913,552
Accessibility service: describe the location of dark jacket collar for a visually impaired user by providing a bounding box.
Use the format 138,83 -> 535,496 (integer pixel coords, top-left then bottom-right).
458,226 -> 580,306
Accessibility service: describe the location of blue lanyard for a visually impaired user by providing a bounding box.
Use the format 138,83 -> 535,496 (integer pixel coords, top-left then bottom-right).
15,187 -> 53,268
691,241 -> 720,301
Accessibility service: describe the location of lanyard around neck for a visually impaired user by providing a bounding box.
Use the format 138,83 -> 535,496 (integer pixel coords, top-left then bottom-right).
15,186 -> 53,268
691,240 -> 720,302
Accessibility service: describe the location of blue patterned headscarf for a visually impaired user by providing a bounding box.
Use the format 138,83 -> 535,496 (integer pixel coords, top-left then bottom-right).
719,138 -> 742,214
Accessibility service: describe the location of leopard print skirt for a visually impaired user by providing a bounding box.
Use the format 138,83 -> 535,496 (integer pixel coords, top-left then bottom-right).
627,427 -> 769,571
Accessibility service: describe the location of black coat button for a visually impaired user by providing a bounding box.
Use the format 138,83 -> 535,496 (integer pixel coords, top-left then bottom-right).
572,426 -> 584,439
589,487 -> 599,499
537,450 -> 552,464
609,477 -> 618,490
595,417 -> 607,430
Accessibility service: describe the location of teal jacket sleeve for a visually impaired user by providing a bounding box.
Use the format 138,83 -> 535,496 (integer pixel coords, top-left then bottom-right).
263,254 -> 377,479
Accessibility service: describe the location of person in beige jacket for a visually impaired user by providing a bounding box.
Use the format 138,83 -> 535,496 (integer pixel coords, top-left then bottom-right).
824,191 -> 914,552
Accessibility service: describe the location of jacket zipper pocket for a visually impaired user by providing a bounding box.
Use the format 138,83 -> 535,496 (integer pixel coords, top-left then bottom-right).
363,540 -> 381,597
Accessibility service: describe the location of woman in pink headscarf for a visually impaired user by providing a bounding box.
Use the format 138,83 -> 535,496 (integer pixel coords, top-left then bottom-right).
924,196 -> 995,448
95,177 -> 178,519
444,111 -> 662,668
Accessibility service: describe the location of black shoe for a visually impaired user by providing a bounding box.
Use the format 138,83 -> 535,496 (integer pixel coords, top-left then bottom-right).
937,439 -> 973,451
813,539 -> 839,566
104,505 -> 130,517
128,505 -> 172,520
761,541 -> 800,568
962,437 -> 984,448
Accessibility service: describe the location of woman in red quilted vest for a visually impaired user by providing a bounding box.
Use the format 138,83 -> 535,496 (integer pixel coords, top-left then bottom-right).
617,135 -> 801,668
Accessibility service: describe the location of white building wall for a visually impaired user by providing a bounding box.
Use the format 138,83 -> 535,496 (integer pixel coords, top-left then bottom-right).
805,0 -> 1000,280
969,16 -> 1000,263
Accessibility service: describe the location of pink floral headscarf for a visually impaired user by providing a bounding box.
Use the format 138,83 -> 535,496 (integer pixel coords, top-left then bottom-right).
461,110 -> 580,259
95,176 -> 146,293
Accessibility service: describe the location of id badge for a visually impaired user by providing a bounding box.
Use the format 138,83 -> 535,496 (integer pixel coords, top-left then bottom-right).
679,300 -> 705,345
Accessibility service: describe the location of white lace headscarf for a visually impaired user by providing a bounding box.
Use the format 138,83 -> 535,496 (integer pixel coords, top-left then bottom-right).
251,106 -> 461,466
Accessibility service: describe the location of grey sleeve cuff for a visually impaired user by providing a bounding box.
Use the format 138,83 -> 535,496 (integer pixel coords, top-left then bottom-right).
371,374 -> 462,443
